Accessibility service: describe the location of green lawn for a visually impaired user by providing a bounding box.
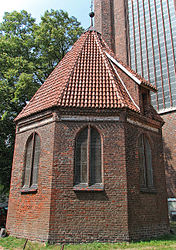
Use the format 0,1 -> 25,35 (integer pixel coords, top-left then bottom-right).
0,234 -> 176,250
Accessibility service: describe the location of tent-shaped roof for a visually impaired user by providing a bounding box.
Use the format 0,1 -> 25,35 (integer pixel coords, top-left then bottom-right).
15,29 -> 156,121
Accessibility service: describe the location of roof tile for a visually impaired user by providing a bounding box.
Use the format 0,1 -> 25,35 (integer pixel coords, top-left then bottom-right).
15,29 -> 153,121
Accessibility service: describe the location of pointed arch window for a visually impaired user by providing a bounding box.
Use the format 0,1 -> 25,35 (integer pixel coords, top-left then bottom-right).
74,126 -> 103,190
22,132 -> 40,191
138,134 -> 154,190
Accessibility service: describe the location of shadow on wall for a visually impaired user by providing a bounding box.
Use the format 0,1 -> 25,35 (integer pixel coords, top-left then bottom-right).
163,141 -> 176,198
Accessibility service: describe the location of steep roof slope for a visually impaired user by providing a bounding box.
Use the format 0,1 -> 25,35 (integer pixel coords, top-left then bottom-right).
15,29 -> 155,121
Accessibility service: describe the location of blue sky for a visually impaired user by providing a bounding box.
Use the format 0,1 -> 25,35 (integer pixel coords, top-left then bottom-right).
0,0 -> 91,28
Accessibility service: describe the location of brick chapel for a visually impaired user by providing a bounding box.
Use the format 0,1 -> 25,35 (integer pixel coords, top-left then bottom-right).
6,27 -> 169,242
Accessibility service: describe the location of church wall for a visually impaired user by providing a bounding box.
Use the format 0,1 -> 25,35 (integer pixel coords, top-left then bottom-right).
94,0 -> 176,201
6,112 -> 170,243
94,0 -> 129,63
125,122 -> 169,240
6,120 -> 56,241
113,0 -> 129,64
48,119 -> 130,243
94,0 -> 115,52
161,111 -> 176,198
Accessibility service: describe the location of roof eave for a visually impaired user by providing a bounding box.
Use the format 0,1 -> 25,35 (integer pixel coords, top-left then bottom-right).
140,82 -> 157,93
105,51 -> 157,93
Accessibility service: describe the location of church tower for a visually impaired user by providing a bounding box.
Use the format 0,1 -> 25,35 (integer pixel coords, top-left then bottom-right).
94,0 -> 129,64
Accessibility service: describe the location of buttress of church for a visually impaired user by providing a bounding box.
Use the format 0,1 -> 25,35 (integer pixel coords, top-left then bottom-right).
94,0 -> 129,64
6,28 -> 169,243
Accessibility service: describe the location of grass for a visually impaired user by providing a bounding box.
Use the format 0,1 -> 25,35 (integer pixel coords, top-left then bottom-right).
0,234 -> 176,250
0,224 -> 176,250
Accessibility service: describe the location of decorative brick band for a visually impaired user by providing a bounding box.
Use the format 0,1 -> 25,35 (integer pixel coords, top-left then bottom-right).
18,116 -> 54,133
127,118 -> 159,133
60,116 -> 120,122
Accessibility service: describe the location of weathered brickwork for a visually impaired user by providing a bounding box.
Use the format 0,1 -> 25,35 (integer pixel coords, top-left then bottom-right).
48,118 -> 129,243
113,0 -> 129,64
161,111 -> 176,198
94,0 -> 129,63
94,0 -> 115,52
6,109 -> 169,243
6,116 -> 55,241
94,0 -> 176,201
125,122 -> 169,240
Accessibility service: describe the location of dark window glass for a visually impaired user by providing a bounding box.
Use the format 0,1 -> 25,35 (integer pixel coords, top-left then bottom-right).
90,128 -> 102,184
24,135 -> 33,187
75,127 -> 88,184
23,133 -> 40,189
31,134 -> 40,186
138,134 -> 153,189
74,127 -> 102,186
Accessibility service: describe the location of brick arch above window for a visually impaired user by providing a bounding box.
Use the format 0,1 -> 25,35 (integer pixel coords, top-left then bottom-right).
22,132 -> 41,193
74,126 -> 103,191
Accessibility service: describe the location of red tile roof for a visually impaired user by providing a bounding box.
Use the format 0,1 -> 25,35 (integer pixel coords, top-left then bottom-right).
15,29 -> 155,121
100,36 -> 157,92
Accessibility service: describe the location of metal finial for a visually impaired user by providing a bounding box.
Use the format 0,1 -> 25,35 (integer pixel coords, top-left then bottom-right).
89,0 -> 94,27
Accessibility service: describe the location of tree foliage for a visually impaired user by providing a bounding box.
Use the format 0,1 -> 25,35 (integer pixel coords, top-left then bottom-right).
0,9 -> 83,198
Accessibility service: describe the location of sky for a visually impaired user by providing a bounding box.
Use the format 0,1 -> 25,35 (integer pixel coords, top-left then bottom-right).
0,0 -> 91,28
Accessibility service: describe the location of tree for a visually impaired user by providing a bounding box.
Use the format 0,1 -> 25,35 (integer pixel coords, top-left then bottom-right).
35,9 -> 83,82
0,9 -> 83,199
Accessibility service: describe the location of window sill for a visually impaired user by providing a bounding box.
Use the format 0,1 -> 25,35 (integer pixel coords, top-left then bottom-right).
21,185 -> 38,194
140,187 -> 157,194
73,184 -> 104,192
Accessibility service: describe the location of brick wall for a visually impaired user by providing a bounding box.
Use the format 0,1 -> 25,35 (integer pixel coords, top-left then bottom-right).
125,121 -> 169,240
94,0 -> 115,52
6,120 -> 56,241
113,0 -> 129,64
161,111 -> 176,198
94,0 -> 128,63
94,0 -> 175,201
6,110 -> 169,243
48,118 -> 129,243
94,0 -> 102,34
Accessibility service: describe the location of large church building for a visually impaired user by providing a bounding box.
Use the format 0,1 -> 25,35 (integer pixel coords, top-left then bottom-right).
94,0 -> 176,198
6,27 -> 169,242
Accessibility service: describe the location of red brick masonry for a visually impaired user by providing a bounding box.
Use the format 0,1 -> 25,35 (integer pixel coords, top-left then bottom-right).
6,29 -> 169,243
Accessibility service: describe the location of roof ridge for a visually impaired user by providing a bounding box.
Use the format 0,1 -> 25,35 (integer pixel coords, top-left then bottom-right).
93,32 -> 130,108
104,47 -> 156,92
109,60 -> 140,111
56,32 -> 90,106
94,33 -> 140,111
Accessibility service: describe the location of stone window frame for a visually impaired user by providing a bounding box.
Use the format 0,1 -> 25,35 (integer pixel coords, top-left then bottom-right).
138,133 -> 156,193
73,125 -> 104,191
21,132 -> 41,193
